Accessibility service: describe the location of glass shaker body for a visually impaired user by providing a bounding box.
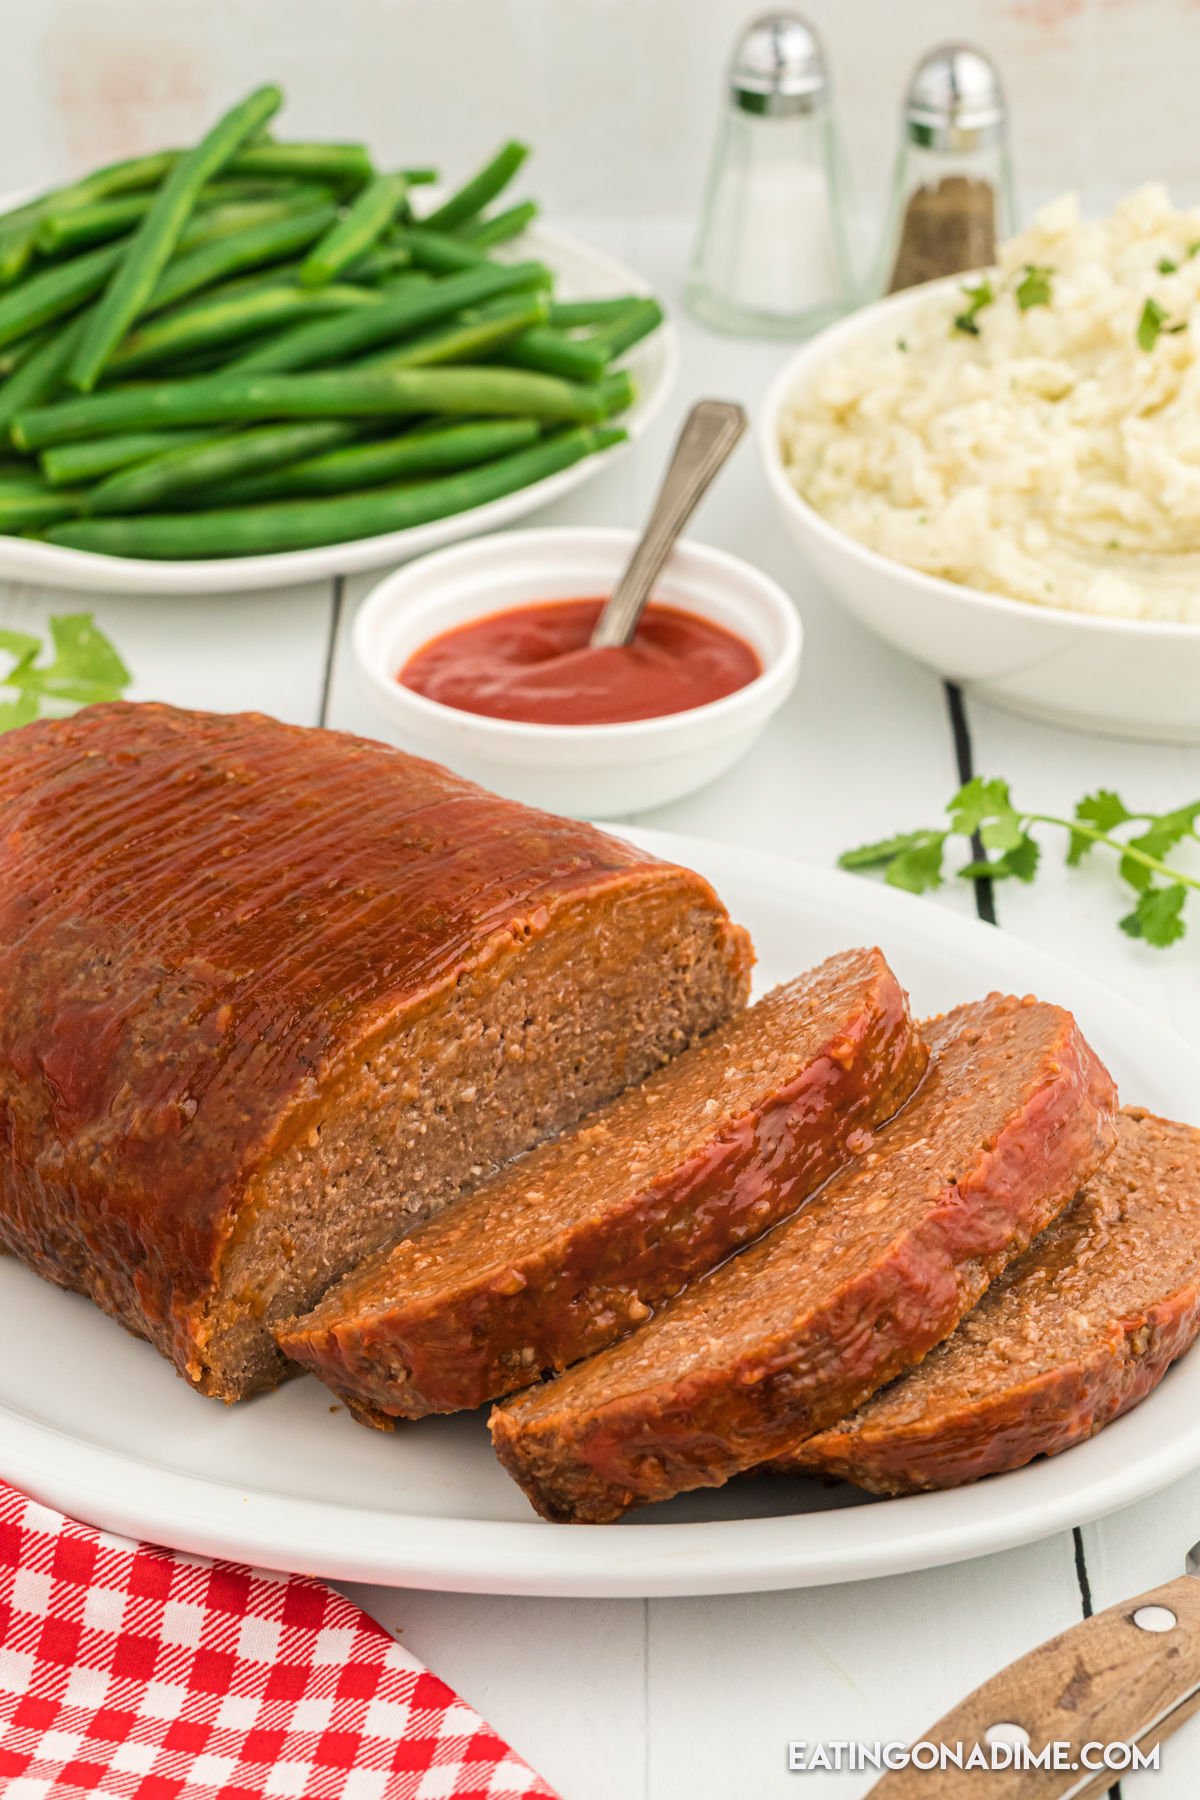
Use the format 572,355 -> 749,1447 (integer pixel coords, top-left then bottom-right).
685,13 -> 856,338
880,138 -> 1016,293
877,43 -> 1017,295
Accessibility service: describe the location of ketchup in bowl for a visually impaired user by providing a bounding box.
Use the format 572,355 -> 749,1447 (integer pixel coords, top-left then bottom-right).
399,598 -> 761,727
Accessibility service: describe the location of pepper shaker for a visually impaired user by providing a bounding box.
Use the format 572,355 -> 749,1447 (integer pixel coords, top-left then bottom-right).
685,11 -> 856,337
879,42 -> 1016,294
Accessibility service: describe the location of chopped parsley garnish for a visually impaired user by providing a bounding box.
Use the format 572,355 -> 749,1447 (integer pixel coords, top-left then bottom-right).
1137,297 -> 1187,350
952,278 -> 994,336
1158,256 -> 1178,274
1015,263 -> 1053,310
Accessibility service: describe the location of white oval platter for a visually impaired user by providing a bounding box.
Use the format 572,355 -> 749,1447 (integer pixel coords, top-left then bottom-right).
0,827 -> 1196,1597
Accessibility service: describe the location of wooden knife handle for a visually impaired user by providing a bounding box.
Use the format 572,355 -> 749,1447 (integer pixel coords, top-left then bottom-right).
866,1573 -> 1200,1798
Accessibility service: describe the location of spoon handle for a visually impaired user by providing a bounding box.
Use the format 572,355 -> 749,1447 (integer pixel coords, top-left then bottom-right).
589,398 -> 747,648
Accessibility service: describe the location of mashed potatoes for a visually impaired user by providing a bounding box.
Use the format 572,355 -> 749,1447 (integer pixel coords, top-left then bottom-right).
781,187 -> 1200,624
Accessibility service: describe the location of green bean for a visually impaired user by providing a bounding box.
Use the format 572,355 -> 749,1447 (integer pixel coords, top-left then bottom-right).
110,283 -> 381,376
589,297 -> 664,361
214,418 -> 542,502
393,226 -> 486,274
0,324 -> 52,377
230,259 -> 550,373
401,168 -> 438,186
423,140 -> 529,232
546,295 -> 649,329
69,84 -> 285,391
500,324 -> 609,383
145,205 -> 337,315
150,194 -> 322,250
227,142 -> 374,191
459,200 -> 538,249
0,486 -> 86,533
15,364 -> 615,450
0,315 -> 87,432
363,293 -> 549,372
40,428 -> 215,487
46,425 -> 623,558
596,369 -> 637,416
0,219 -> 41,287
342,242 -> 417,285
87,420 -> 363,514
38,179 -> 334,257
0,241 -> 124,350
300,172 -> 408,287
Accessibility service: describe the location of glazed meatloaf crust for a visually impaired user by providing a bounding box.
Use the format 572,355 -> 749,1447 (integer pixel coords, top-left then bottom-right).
490,994 -> 1118,1523
0,703 -> 752,1401
777,1108 -> 1200,1494
276,948 -> 930,1422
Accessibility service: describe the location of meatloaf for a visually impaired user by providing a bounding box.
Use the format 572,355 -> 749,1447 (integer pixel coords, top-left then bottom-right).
489,994 -> 1118,1523
775,1108 -> 1200,1494
0,702 -> 752,1401
276,948 -> 929,1421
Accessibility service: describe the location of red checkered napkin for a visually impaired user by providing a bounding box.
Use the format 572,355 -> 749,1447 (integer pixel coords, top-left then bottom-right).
0,1479 -> 558,1800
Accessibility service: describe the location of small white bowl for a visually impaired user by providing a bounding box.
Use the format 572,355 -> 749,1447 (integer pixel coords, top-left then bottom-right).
352,526 -> 802,817
760,279 -> 1200,743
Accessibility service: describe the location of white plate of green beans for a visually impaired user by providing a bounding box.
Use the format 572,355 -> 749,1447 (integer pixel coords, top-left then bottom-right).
0,86 -> 676,593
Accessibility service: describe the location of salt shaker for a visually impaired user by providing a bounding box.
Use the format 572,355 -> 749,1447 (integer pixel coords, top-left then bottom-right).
879,42 -> 1016,294
685,12 -> 855,337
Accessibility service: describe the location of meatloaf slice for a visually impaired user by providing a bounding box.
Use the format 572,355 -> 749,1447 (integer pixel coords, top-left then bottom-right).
276,948 -> 929,1421
774,1108 -> 1200,1494
489,994 -> 1118,1522
0,703 -> 752,1401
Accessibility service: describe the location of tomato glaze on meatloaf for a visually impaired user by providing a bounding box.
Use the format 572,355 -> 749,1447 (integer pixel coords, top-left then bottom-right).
490,994 -> 1118,1522
0,703 -> 752,1400
777,1108 -> 1200,1494
277,948 -> 929,1420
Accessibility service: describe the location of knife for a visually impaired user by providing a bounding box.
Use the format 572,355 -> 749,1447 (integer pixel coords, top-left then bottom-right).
866,1545 -> 1200,1798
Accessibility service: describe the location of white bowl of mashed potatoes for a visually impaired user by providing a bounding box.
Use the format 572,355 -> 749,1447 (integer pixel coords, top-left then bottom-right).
761,186 -> 1200,741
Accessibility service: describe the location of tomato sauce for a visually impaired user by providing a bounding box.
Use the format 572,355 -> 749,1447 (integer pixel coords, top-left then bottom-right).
399,598 -> 762,727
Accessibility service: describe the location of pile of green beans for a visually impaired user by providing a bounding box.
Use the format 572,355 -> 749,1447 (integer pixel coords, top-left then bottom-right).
0,86 -> 664,561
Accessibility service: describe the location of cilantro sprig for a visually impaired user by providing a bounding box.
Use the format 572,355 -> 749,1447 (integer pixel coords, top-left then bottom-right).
840,777 -> 1200,948
0,612 -> 131,732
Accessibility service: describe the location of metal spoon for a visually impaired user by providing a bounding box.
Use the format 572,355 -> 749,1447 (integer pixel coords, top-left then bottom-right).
589,398 -> 747,649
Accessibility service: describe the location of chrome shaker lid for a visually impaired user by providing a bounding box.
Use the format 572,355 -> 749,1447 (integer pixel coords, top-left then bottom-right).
730,13 -> 829,116
903,43 -> 1007,150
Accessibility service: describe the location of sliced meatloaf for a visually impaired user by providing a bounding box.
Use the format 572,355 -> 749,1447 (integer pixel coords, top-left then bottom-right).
0,702 -> 752,1401
489,994 -> 1118,1522
276,948 -> 929,1421
774,1108 -> 1200,1494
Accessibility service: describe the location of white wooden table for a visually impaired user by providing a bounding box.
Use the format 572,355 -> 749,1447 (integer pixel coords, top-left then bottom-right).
3,222 -> 1197,1800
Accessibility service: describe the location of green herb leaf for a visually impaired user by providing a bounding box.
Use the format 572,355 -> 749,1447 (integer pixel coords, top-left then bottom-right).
838,829 -> 939,872
884,835 -> 947,894
1120,883 -> 1189,947
1158,256 -> 1178,275
947,776 -> 1016,837
1015,264 -> 1053,310
953,279 -> 994,336
1138,297 -> 1170,351
0,691 -> 39,733
1067,788 -> 1133,864
958,834 -> 1040,884
0,612 -> 131,731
